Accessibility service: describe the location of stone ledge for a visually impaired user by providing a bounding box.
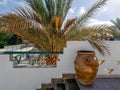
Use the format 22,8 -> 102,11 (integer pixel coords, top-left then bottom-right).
96,75 -> 120,78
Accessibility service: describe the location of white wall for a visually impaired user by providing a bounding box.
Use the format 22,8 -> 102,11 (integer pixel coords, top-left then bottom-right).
0,41 -> 120,90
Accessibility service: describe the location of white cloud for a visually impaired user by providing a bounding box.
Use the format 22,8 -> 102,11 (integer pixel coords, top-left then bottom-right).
88,18 -> 113,26
96,0 -> 120,20
69,8 -> 74,14
0,0 -> 7,6
78,5 -> 108,16
78,7 -> 86,15
14,1 -> 27,8
9,0 -> 26,7
107,0 -> 120,15
0,0 -> 26,7
69,7 -> 76,14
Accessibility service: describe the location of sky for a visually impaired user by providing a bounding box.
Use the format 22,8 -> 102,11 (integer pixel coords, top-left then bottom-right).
0,0 -> 120,25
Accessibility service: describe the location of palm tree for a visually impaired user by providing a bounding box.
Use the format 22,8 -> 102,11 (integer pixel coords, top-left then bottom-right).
111,18 -> 120,31
0,0 -> 114,65
111,18 -> 120,40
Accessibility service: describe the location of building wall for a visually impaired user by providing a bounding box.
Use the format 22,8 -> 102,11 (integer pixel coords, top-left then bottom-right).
0,41 -> 120,90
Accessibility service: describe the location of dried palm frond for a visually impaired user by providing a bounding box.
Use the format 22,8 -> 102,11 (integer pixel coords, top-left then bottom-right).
88,40 -> 110,56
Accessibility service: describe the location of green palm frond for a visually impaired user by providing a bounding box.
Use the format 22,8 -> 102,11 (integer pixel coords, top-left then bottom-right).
13,7 -> 41,21
110,18 -> 120,39
44,0 -> 55,19
111,18 -> 120,31
75,0 -> 107,28
55,0 -> 73,20
25,0 -> 72,24
26,0 -> 49,23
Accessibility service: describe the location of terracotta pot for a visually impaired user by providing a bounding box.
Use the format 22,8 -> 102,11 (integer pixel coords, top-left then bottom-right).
74,51 -> 99,85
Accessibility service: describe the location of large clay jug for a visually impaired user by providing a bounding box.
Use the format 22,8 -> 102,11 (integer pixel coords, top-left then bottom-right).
74,51 -> 99,85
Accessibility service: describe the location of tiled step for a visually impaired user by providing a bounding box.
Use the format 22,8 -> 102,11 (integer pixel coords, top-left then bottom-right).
46,88 -> 54,90
36,74 -> 120,90
65,79 -> 80,90
41,83 -> 54,90
55,83 -> 66,90
62,73 -> 75,79
36,89 -> 42,90
37,74 -> 76,90
51,78 -> 64,84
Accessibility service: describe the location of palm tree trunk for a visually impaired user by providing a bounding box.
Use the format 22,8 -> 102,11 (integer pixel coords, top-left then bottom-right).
45,54 -> 59,66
